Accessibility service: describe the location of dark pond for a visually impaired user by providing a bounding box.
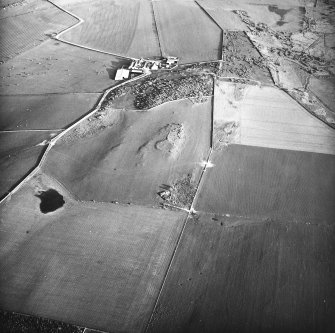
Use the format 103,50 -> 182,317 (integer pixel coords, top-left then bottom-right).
268,5 -> 305,27
35,189 -> 65,214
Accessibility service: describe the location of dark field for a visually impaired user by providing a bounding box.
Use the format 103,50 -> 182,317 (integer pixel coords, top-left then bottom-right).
0,174 -> 187,332
147,213 -> 335,333
195,144 -> 335,222
0,131 -> 58,198
0,310 -> 84,333
0,93 -> 100,130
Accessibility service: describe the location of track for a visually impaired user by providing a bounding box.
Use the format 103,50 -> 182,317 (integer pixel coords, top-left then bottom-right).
46,0 -> 137,61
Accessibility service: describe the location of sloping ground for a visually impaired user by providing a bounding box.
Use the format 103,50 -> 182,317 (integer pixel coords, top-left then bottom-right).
0,173 -> 187,332
0,131 -> 58,198
0,0 -> 77,62
0,39 -> 127,94
213,81 -> 335,154
0,93 -> 100,130
42,99 -> 211,206
60,0 -> 161,58
147,213 -> 335,333
153,0 -> 221,63
195,145 -> 335,221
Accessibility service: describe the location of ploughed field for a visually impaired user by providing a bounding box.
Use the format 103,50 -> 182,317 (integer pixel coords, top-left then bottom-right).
0,40 -> 128,95
0,0 -> 77,62
153,0 -> 222,63
59,0 -> 161,58
0,173 -> 187,332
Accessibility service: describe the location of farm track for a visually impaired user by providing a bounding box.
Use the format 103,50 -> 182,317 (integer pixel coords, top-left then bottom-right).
0,5 -> 77,61
46,0 -> 136,61
149,0 -> 163,57
0,73 -> 149,204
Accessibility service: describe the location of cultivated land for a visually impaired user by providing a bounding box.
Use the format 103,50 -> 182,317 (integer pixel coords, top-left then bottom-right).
42,99 -> 211,206
59,0 -> 161,59
147,213 -> 335,333
0,93 -> 100,130
0,0 -> 77,62
153,0 -> 222,63
0,173 -> 187,332
195,145 -> 335,221
213,80 -> 335,154
0,131 -> 58,198
0,40 -> 128,95
1,0 -> 335,332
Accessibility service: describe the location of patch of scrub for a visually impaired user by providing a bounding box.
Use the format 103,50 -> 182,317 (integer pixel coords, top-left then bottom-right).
35,189 -> 65,214
213,121 -> 240,149
158,174 -> 196,209
139,123 -> 186,160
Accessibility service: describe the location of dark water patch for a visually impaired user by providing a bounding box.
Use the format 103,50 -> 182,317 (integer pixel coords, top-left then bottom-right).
268,5 -> 305,27
35,189 -> 65,214
268,5 -> 292,21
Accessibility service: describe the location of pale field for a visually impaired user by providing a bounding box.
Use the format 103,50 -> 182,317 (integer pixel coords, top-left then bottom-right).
309,76 -> 335,114
213,81 -> 335,155
195,145 -> 335,221
0,93 -> 100,130
0,172 -> 186,332
0,39 -> 127,94
153,0 -> 221,63
147,213 -> 335,332
0,0 -> 77,61
42,99 -> 212,206
196,0 -> 249,30
59,0 -> 161,58
197,0 -> 305,31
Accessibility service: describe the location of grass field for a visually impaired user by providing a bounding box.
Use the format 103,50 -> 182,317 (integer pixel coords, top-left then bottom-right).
60,0 -> 161,58
147,213 -> 335,332
0,0 -> 77,62
213,81 -> 335,154
197,0 -> 305,31
0,39 -> 127,94
196,0 -> 248,30
153,0 -> 221,63
0,93 -> 100,130
309,77 -> 335,114
0,172 -> 187,332
0,131 -> 58,198
42,99 -> 212,206
195,145 -> 335,221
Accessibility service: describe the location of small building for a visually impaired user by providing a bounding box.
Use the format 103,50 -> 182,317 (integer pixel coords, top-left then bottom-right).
166,56 -> 179,66
115,68 -> 130,81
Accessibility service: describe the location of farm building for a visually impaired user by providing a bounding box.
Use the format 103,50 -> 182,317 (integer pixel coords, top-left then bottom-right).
114,67 -> 130,81
115,56 -> 179,80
